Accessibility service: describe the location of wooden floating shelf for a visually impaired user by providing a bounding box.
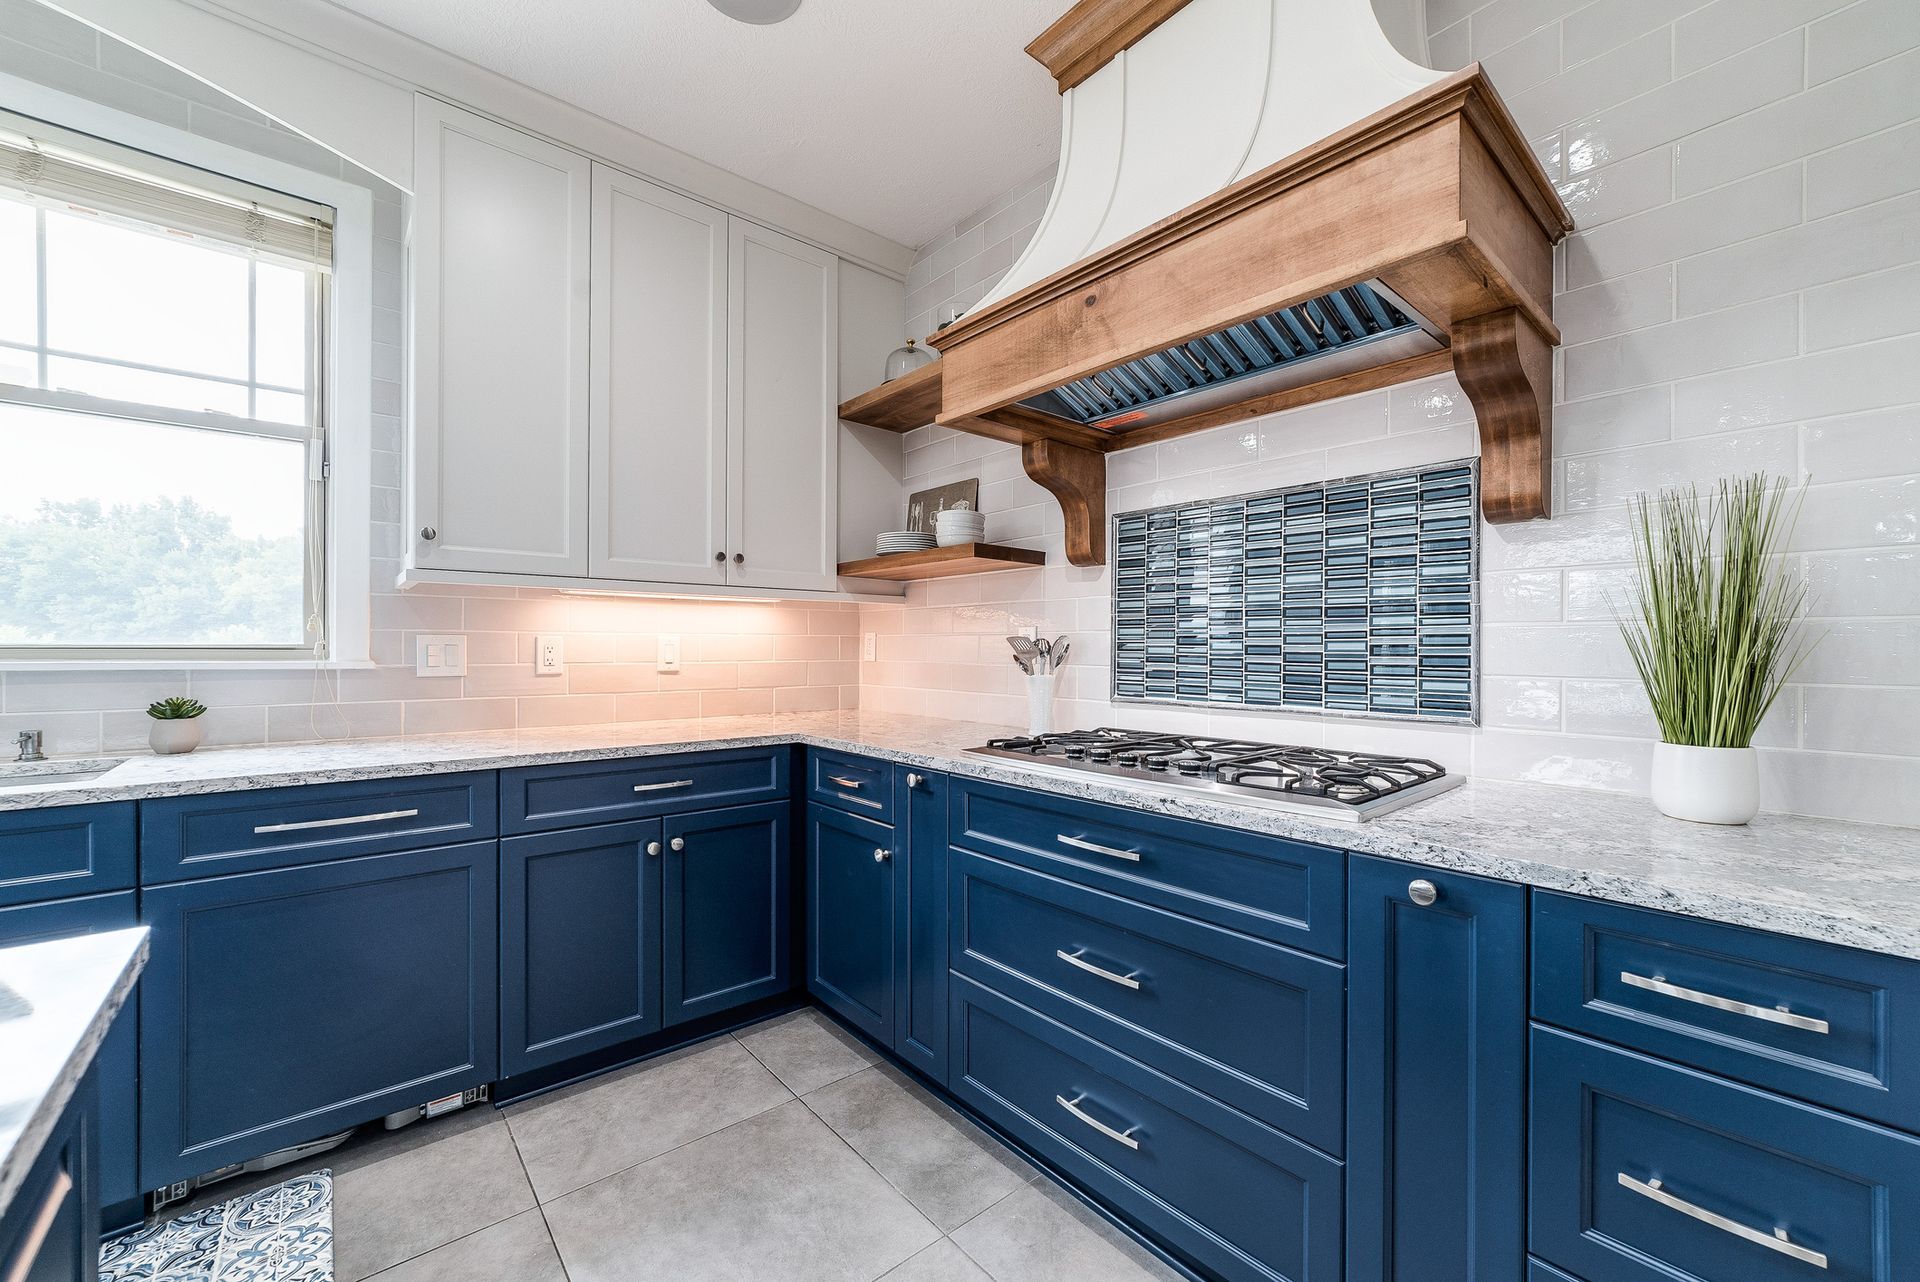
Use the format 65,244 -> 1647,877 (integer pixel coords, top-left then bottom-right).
837,543 -> 1046,581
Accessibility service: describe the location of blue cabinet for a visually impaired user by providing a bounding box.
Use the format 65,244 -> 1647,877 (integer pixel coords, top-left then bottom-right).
1347,855 -> 1528,1282
892,767 -> 947,1082
951,974 -> 1342,1282
1531,1026 -> 1920,1282
0,1070 -> 97,1282
663,803 -> 791,1026
500,819 -> 663,1077
501,749 -> 787,834
0,802 -> 135,907
805,802 -> 895,1044
138,841 -> 497,1189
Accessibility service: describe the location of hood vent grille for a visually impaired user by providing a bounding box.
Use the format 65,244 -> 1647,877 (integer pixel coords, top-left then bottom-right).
1017,280 -> 1437,432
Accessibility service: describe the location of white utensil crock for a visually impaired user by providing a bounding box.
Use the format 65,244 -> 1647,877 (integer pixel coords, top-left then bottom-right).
1026,673 -> 1056,736
1650,742 -> 1759,825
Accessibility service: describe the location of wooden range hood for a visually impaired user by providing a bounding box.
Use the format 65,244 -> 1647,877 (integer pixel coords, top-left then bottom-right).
839,0 -> 1572,568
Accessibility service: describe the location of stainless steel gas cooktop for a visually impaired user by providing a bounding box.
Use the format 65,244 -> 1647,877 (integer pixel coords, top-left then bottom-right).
968,727 -> 1462,822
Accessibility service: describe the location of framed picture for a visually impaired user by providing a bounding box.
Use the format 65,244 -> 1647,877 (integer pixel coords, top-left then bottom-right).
906,479 -> 981,534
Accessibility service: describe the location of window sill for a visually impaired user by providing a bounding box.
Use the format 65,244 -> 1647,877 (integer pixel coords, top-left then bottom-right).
0,659 -> 378,672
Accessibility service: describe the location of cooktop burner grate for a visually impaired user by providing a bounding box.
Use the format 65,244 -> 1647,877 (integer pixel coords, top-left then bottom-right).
972,727 -> 1459,820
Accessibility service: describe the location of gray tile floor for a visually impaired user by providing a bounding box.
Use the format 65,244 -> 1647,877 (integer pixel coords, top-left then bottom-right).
199,1009 -> 1186,1282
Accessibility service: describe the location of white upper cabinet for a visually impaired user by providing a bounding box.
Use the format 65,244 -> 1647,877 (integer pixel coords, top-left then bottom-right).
589,165 -> 729,585
727,220 -> 839,593
410,97 -> 591,577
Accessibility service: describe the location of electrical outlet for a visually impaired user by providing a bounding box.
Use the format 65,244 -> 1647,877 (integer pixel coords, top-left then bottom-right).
534,635 -> 565,676
415,634 -> 466,677
862,632 -> 877,662
657,635 -> 681,674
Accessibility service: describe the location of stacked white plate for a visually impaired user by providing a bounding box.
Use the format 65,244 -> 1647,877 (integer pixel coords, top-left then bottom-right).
877,530 -> 936,555
934,508 -> 987,547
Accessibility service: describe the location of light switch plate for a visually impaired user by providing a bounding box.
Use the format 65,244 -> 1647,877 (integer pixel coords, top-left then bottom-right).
415,634 -> 466,677
657,635 -> 681,674
534,635 -> 566,676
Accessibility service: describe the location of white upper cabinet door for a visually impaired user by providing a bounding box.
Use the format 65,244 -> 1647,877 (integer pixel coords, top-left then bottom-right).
589,165 -> 729,585
410,96 -> 591,577
726,220 -> 839,593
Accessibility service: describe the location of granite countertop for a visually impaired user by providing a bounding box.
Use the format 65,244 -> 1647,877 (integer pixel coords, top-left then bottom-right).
2,711 -> 1917,960
0,928 -> 147,1219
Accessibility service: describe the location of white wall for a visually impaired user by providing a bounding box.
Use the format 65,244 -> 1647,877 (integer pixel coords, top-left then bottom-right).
0,2 -> 865,753
861,0 -> 1920,827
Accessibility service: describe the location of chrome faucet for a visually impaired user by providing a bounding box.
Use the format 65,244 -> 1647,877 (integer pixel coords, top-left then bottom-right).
13,730 -> 45,762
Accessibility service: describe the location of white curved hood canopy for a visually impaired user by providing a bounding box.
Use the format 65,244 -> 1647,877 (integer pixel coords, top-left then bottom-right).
981,0 -> 1445,312
906,0 -> 1571,569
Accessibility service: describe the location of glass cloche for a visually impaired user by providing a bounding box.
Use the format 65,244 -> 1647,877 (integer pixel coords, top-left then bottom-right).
884,337 -> 934,382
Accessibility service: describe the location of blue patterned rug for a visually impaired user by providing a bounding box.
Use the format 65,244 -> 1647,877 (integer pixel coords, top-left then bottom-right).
99,1171 -> 333,1282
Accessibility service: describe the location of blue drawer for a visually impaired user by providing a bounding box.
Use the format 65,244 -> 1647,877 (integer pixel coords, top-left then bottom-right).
0,802 -> 134,906
1530,1026 -> 1920,1282
502,748 -> 788,834
141,773 -> 496,882
949,778 -> 1345,959
950,975 -> 1342,1282
806,749 -> 894,822
1534,892 -> 1920,1133
951,847 -> 1344,1154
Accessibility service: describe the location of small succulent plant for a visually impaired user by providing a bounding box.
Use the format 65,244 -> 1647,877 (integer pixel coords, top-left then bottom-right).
146,697 -> 207,721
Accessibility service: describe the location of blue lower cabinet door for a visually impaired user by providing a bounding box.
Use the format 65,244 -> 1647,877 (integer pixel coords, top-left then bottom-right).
0,893 -> 140,1213
0,1071 -> 96,1282
1531,1025 -> 1920,1282
806,803 -> 894,1044
893,767 -> 947,1082
951,975 -> 1341,1282
1346,856 -> 1527,1282
501,819 -> 663,1076
663,803 -> 791,1025
139,842 -> 498,1189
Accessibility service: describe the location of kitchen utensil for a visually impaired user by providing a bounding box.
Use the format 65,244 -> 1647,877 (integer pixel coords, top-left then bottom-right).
1006,636 -> 1040,666
1053,641 -> 1071,668
1011,654 -> 1034,676
1033,638 -> 1053,674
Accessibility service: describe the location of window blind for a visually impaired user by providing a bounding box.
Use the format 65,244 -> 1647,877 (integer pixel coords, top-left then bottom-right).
0,126 -> 333,270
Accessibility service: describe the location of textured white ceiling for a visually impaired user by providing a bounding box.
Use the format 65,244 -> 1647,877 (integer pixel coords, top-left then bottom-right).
320,0 -> 1065,250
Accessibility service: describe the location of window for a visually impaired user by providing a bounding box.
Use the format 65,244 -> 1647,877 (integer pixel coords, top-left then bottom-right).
0,114 -> 334,659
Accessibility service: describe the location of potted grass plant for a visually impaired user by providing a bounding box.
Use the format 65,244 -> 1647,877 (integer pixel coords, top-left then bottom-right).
1617,474 -> 1816,824
147,697 -> 208,756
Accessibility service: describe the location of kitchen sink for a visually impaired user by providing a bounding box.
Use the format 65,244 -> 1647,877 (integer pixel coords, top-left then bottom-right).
0,758 -> 127,790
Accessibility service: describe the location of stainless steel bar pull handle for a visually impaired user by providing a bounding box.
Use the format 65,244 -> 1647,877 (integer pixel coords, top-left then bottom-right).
827,776 -> 864,789
1619,971 -> 1831,1034
1057,834 -> 1142,863
1,1168 -> 72,1282
1618,1174 -> 1828,1268
836,793 -> 884,809
1056,1094 -> 1141,1150
254,808 -> 419,834
1057,948 -> 1142,990
633,779 -> 695,793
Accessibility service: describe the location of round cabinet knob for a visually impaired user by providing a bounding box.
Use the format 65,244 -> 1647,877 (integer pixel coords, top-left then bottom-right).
873,847 -> 891,863
670,836 -> 685,852
420,526 -> 437,541
1408,879 -> 1439,906
714,552 -> 726,563
733,553 -> 745,565
905,772 -> 924,789
645,840 -> 661,857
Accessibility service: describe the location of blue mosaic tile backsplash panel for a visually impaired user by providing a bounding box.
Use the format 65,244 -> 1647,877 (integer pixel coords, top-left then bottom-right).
1112,461 -> 1478,723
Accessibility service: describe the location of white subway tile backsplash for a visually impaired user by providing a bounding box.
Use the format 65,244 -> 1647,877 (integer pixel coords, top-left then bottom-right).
1791,477 -> 1920,550
1803,549 -> 1920,616
1486,570 -> 1565,622
1554,386 -> 1672,456
1483,677 -> 1563,729
1563,164 -> 1802,290
1563,297 -> 1799,401
1675,193 -> 1920,317
1801,262 -> 1920,352
1806,0 -> 1920,84
1672,0 -> 1838,75
1672,336 -> 1920,434
1557,143 -> 1675,230
1510,29 -> 1672,140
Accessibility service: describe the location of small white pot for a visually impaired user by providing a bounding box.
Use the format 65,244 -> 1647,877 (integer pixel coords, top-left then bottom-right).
1651,742 -> 1759,825
149,718 -> 204,756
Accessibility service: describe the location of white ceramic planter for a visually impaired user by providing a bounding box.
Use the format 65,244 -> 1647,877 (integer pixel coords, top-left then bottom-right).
1651,742 -> 1760,825
149,718 -> 204,756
